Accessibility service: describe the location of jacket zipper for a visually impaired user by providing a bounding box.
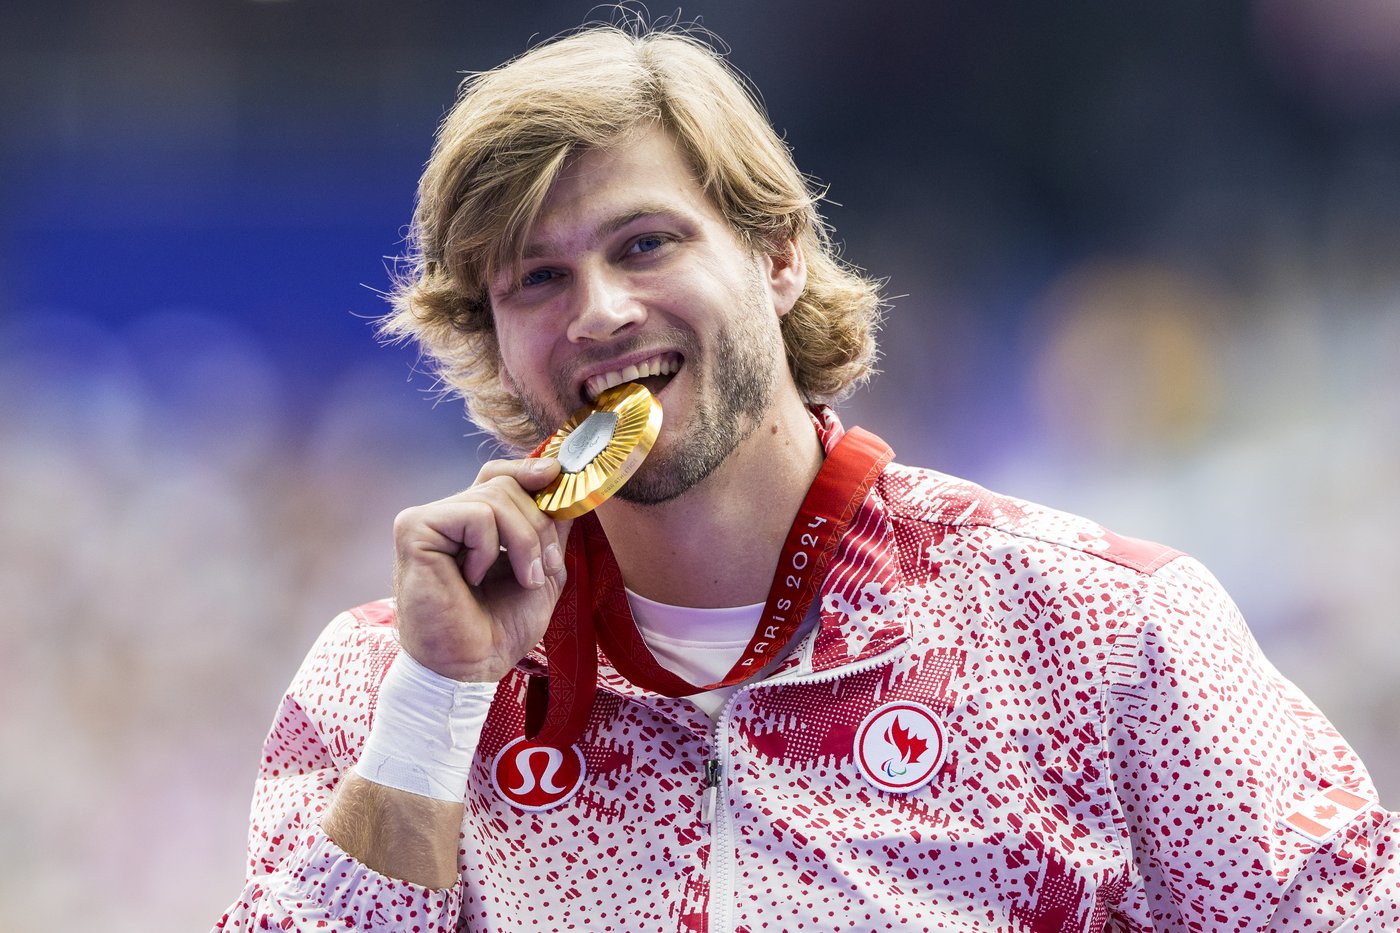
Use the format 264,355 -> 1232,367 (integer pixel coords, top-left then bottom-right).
764,640 -> 906,688
701,643 -> 906,933
700,757 -> 722,824
701,681 -> 748,933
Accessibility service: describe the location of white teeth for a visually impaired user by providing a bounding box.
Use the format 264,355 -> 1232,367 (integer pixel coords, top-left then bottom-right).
583,352 -> 682,401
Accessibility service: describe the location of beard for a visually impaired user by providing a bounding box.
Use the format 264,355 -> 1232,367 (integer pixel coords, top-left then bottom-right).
617,298 -> 777,505
511,268 -> 784,506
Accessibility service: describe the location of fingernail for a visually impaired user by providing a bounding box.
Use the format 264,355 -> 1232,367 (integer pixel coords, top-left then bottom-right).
529,457 -> 554,473
544,543 -> 564,576
529,557 -> 545,588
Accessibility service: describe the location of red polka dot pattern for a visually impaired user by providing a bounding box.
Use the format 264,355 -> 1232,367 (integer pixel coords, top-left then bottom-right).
215,416 -> 1400,931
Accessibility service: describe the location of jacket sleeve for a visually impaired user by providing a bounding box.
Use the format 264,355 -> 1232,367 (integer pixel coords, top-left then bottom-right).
213,604 -> 465,931
1104,557 -> 1400,932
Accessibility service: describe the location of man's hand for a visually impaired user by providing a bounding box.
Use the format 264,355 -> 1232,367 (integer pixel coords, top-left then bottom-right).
323,458 -> 571,889
391,457 -> 574,683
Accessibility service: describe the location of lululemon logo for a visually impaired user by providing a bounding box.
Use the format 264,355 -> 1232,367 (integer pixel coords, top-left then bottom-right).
491,736 -> 586,811
853,701 -> 946,794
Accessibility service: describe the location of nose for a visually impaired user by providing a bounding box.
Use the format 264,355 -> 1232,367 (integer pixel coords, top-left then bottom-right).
566,264 -> 644,343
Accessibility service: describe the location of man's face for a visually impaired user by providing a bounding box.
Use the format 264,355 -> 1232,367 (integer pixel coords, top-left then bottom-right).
489,127 -> 804,504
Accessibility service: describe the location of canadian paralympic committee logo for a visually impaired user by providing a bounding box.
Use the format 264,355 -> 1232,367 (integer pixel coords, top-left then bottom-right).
853,701 -> 947,794
491,737 -> 586,811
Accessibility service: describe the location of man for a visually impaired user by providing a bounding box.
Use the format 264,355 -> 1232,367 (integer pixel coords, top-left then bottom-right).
217,24 -> 1399,932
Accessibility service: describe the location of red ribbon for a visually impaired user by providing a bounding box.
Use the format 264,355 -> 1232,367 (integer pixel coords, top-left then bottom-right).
527,424 -> 893,748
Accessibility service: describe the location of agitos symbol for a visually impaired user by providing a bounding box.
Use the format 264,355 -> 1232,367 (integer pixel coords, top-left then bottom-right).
882,717 -> 930,778
854,701 -> 947,794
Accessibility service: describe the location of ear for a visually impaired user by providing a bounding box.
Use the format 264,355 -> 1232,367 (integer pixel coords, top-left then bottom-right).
763,236 -> 807,319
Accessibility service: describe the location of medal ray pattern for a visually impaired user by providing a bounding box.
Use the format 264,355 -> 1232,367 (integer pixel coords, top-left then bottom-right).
532,382 -> 663,518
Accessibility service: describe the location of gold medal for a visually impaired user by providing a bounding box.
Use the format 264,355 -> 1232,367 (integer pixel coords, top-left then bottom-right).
533,382 -> 663,518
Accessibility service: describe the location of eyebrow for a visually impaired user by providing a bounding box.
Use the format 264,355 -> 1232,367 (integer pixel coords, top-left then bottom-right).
520,205 -> 691,260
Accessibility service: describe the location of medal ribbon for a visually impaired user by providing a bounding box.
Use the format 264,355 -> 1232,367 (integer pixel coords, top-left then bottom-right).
527,424 -> 893,748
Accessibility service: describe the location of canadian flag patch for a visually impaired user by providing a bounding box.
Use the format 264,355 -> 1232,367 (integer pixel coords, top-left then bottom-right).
1281,786 -> 1376,843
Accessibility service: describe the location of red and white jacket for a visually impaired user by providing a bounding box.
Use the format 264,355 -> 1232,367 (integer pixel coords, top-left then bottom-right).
216,413 -> 1400,932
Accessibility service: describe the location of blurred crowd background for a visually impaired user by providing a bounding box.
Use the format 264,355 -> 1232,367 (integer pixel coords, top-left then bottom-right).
2,1 -> 1398,928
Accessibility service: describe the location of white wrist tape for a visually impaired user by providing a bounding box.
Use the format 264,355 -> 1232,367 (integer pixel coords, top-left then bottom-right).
353,651 -> 499,802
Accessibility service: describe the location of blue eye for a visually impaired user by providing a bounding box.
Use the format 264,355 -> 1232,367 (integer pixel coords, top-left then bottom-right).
631,235 -> 667,254
520,268 -> 557,288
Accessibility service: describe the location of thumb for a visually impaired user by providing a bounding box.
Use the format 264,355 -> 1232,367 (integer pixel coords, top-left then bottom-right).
555,516 -> 576,545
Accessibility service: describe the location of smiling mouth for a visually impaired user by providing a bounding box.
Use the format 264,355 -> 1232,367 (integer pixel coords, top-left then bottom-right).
582,352 -> 682,403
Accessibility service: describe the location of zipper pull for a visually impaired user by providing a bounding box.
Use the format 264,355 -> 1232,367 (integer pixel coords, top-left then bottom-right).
700,758 -> 722,824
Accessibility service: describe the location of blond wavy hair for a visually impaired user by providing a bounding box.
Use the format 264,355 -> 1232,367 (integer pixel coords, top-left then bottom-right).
379,23 -> 883,450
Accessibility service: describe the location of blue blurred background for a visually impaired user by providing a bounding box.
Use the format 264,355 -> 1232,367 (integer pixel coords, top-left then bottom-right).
2,1 -> 1398,927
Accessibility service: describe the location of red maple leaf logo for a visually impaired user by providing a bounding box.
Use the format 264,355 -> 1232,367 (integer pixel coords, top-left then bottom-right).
885,717 -> 928,765
1313,803 -> 1340,821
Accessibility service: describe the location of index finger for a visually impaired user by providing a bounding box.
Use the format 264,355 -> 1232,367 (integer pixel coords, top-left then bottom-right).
471,457 -> 575,575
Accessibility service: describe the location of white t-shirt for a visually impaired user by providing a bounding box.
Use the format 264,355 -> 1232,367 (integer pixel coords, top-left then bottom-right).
625,588 -> 815,718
